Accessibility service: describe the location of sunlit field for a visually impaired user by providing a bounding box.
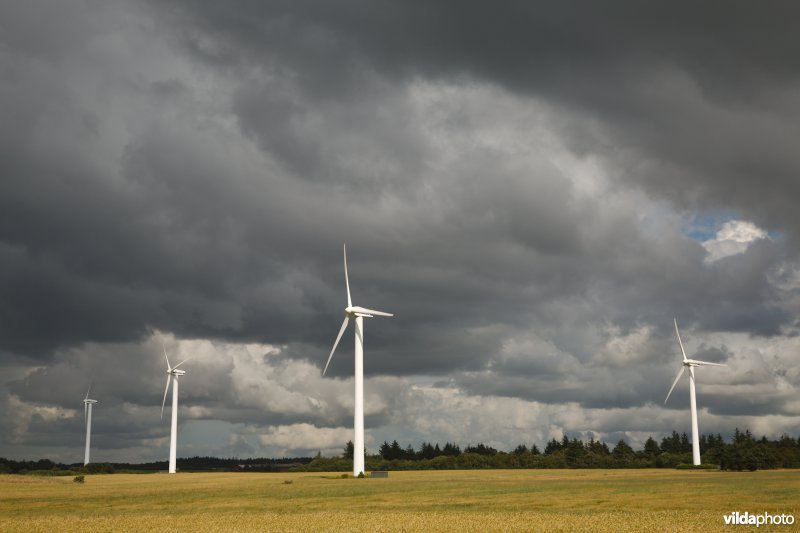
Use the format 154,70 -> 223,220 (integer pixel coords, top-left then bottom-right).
1,469 -> 798,532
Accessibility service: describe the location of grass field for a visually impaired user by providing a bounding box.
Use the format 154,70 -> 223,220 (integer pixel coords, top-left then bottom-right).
1,469 -> 798,532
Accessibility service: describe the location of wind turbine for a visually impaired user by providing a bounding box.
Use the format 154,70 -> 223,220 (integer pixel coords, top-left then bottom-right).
82,385 -> 97,466
664,318 -> 725,465
323,244 -> 393,477
160,345 -> 189,474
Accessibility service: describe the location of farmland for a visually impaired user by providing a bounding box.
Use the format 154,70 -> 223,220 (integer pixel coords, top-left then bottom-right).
1,469 -> 798,532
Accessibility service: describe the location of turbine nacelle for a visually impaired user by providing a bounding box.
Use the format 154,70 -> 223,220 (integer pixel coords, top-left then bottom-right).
161,343 -> 189,419
683,358 -> 725,368
83,385 -> 97,422
345,305 -> 394,319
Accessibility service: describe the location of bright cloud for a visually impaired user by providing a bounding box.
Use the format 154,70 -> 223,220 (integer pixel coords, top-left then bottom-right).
702,220 -> 768,263
258,423 -> 353,455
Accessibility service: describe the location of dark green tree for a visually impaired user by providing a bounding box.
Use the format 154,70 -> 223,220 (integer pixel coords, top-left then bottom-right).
611,440 -> 635,463
660,431 -> 682,453
343,441 -> 354,460
679,433 -> 691,453
643,436 -> 660,457
404,445 -> 416,460
442,443 -> 461,456
544,438 -> 562,455
379,441 -> 391,459
390,440 -> 403,460
464,443 -> 498,456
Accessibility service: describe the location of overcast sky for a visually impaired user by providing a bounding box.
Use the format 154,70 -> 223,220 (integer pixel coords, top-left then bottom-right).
2,1 -> 800,463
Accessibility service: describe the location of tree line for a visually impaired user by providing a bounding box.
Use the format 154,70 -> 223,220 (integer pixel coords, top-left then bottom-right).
3,429 -> 799,474
0,456 -> 314,475
295,429 -> 800,472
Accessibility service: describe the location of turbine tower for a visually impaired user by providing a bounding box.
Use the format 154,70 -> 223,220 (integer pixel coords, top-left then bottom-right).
664,318 -> 725,466
82,386 -> 98,466
161,345 -> 188,474
323,244 -> 393,477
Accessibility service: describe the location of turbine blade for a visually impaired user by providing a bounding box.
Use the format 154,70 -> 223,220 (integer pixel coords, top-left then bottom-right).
350,306 -> 393,317
161,375 -> 171,420
85,384 -> 91,401
323,316 -> 350,376
664,366 -> 685,404
163,342 -> 172,370
354,313 -> 373,318
172,358 -> 190,370
84,401 -> 88,422
674,318 -> 688,361
344,244 -> 352,308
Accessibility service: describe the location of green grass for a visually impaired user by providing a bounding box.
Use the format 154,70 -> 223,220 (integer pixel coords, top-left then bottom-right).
1,469 -> 798,531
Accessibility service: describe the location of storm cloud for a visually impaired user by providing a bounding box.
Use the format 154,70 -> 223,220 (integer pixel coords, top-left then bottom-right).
1,0 -> 799,461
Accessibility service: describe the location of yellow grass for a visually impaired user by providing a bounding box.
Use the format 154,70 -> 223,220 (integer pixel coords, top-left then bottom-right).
1,469 -> 798,531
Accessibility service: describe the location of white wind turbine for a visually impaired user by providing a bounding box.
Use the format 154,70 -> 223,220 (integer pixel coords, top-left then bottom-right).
82,385 -> 98,466
664,318 -> 725,465
323,244 -> 393,477
160,345 -> 189,474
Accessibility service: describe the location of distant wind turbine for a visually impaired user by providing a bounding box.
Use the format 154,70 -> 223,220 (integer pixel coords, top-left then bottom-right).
161,344 -> 189,474
83,385 -> 97,466
664,318 -> 725,466
323,244 -> 393,477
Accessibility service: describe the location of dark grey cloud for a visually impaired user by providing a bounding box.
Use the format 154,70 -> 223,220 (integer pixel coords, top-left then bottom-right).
152,1 -> 800,239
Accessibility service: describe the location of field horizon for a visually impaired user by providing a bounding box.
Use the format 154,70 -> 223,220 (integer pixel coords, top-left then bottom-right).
2,468 -> 798,531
